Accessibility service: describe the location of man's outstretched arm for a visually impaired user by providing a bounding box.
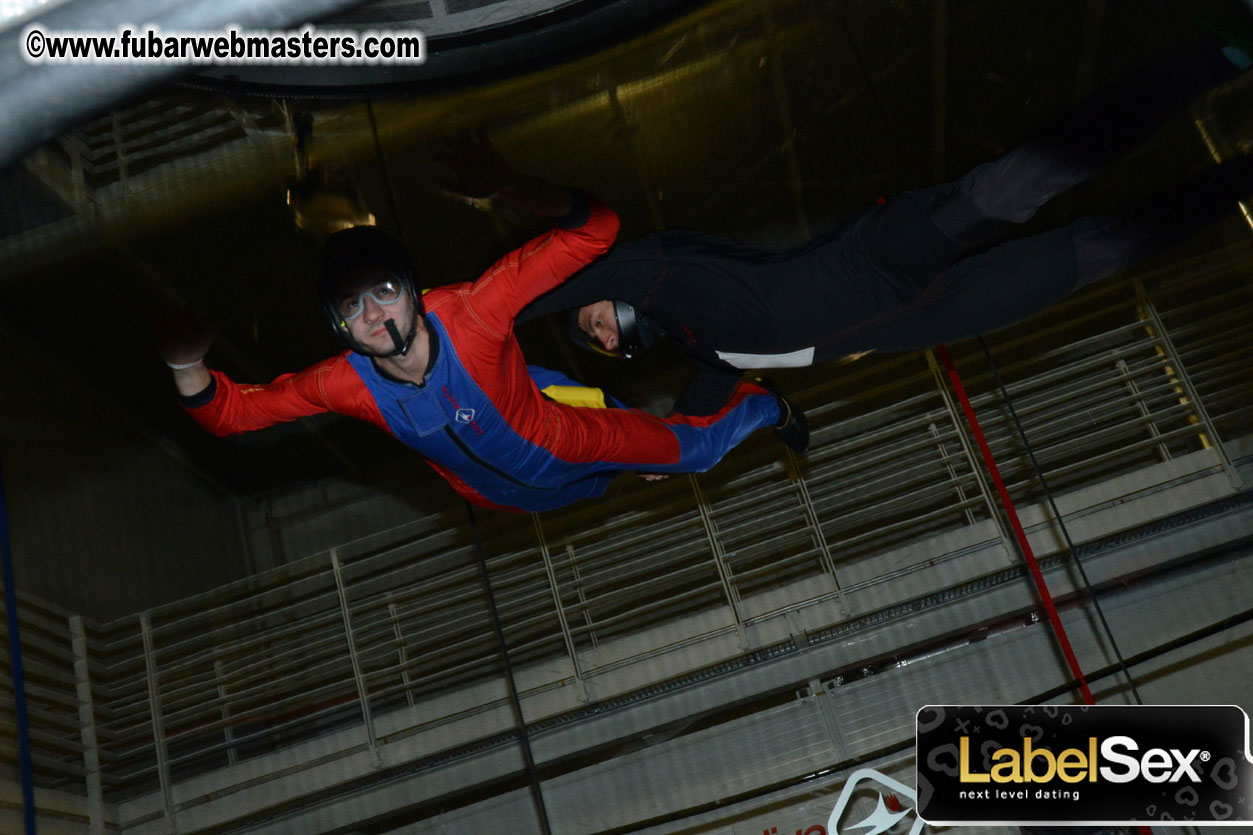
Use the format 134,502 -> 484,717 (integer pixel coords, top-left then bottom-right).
155,305 -> 369,436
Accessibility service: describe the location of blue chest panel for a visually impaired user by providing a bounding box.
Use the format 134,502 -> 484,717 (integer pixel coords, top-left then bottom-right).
344,314 -> 613,511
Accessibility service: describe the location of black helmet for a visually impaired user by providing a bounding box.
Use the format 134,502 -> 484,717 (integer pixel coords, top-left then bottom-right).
568,300 -> 645,359
320,225 -> 421,356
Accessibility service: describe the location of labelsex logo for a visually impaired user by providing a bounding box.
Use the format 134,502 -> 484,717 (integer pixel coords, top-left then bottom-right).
960,735 -> 1207,784
916,704 -> 1253,825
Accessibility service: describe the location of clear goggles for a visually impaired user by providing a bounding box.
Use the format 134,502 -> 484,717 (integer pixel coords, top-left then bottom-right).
336,279 -> 405,320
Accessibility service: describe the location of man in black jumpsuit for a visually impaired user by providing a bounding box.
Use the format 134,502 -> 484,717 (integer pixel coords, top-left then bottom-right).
521,40 -> 1253,416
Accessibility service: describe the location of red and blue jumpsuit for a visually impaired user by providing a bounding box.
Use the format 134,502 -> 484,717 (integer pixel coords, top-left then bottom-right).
182,197 -> 782,513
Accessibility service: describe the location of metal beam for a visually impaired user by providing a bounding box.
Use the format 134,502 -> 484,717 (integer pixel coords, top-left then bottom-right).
926,348 -> 1016,566
330,548 -> 383,769
532,514 -> 590,702
1133,279 -> 1242,490
70,615 -> 107,835
688,474 -> 749,649
139,612 -> 178,834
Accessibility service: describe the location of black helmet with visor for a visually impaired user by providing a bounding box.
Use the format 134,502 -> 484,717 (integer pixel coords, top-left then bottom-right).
320,225 -> 420,357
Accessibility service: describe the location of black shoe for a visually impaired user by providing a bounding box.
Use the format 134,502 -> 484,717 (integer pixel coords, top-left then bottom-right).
754,377 -> 809,454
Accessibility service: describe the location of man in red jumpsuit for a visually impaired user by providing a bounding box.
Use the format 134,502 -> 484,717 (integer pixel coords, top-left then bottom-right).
158,153 -> 806,513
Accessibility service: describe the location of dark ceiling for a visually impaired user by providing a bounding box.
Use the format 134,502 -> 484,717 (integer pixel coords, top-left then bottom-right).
0,0 -> 1240,507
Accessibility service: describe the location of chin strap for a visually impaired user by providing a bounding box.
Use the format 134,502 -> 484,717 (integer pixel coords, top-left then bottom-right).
337,316 -> 416,358
384,319 -> 408,356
